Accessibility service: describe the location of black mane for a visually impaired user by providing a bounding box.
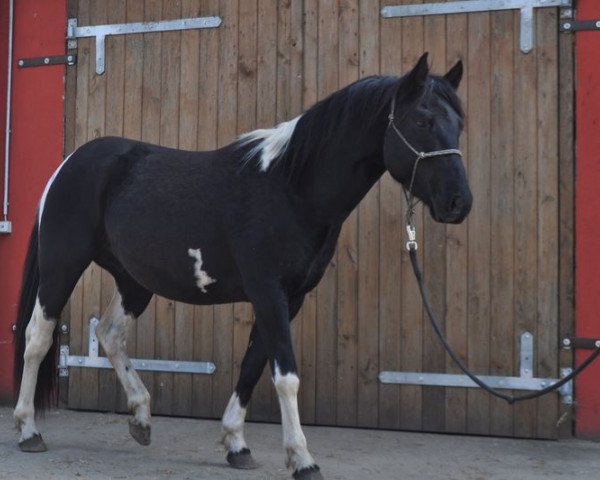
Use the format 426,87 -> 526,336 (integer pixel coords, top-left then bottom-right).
279,75 -> 398,185
240,72 -> 464,186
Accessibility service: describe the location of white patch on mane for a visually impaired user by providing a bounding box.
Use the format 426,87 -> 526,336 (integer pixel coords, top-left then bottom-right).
238,116 -> 301,171
187,248 -> 217,293
38,153 -> 73,227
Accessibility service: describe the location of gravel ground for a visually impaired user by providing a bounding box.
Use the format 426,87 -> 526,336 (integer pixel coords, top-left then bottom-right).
1,407 -> 600,479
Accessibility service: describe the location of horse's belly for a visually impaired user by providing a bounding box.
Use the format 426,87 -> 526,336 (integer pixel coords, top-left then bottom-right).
105,217 -> 246,306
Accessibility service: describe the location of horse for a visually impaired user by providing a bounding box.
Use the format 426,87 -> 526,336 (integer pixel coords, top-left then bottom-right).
13,52 -> 471,480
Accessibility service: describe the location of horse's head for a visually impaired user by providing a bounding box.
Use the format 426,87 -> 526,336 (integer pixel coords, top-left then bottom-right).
383,53 -> 472,224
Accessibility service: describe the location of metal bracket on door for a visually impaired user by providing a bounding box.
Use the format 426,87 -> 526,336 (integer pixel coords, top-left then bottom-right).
379,331 -> 573,404
59,317 -> 216,377
381,0 -> 572,54
560,19 -> 600,32
66,16 -> 222,75
17,54 -> 77,68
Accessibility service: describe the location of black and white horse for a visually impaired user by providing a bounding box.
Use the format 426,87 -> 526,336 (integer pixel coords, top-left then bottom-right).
13,53 -> 471,479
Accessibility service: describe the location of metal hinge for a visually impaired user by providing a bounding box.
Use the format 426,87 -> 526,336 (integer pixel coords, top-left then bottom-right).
17,54 -> 77,68
560,19 -> 600,32
561,336 -> 600,350
381,0 -> 572,54
66,16 -> 222,75
379,331 -> 574,405
59,317 -> 216,377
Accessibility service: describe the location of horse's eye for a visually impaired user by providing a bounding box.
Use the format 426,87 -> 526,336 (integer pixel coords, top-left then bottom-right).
415,119 -> 427,128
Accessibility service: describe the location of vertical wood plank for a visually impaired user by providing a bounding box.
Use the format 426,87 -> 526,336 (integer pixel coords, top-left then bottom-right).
356,0 -> 380,429
117,0 -> 145,413
152,0 -> 181,417
137,0 -> 163,411
399,9 -> 424,432
211,0 -> 238,418
466,11 -> 491,436
512,9 -> 538,439
61,0 -> 79,411
191,0 -> 219,419
422,12 -> 447,433
557,8 -> 575,439
299,0 -> 318,425
232,0 -> 257,420
289,0 -> 305,423
172,0 -> 201,418
444,12 -> 469,434
314,0 -> 339,426
68,0 -> 91,411
489,9 -> 514,437
535,8 -> 559,439
336,0 -> 359,427
378,0 -> 402,430
97,0 -> 126,413
79,0 -> 108,412
248,0 -> 277,423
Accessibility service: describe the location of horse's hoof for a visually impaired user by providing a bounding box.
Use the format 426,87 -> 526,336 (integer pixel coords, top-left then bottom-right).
293,465 -> 324,480
129,420 -> 151,446
18,433 -> 47,453
226,448 -> 259,469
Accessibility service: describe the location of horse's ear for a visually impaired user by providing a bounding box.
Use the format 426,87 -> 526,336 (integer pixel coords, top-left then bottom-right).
400,52 -> 430,102
444,60 -> 463,90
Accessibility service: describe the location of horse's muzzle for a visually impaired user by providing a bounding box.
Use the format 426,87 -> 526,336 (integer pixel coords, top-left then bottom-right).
430,189 -> 472,224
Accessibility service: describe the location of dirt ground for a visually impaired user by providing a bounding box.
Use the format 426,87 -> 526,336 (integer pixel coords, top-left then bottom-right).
1,407 -> 600,480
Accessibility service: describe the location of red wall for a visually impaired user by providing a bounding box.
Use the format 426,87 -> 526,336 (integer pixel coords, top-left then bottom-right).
0,0 -> 66,404
576,0 -> 600,438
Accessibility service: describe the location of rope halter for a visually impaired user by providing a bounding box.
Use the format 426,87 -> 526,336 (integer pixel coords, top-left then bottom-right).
386,95 -> 463,251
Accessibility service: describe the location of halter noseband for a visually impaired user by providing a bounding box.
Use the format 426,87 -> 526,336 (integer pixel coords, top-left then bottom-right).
386,96 -> 463,250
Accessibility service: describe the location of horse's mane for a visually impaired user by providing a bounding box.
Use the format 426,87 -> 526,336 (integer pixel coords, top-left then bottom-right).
237,72 -> 463,186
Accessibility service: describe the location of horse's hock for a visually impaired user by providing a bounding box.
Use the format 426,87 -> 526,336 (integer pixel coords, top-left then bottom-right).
60,0 -> 571,441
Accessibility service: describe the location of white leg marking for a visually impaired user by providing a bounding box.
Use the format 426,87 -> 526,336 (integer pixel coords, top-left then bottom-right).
274,363 -> 316,471
238,116 -> 301,170
14,298 -> 57,441
221,393 -> 248,453
96,291 -> 150,426
187,248 -> 216,293
38,153 -> 73,227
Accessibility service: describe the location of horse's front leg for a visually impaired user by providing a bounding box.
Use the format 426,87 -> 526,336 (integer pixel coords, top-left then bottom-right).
222,296 -> 305,470
248,286 -> 322,480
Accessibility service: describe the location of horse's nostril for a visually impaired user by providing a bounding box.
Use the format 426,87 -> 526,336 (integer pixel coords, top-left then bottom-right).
450,195 -> 464,214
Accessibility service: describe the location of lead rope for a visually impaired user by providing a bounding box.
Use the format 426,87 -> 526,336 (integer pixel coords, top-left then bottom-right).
387,98 -> 600,404
408,246 -> 600,404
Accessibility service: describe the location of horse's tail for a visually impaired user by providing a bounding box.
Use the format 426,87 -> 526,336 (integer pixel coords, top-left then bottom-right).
13,221 -> 58,413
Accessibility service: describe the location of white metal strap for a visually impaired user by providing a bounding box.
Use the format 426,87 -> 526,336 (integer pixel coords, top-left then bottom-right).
67,16 -> 222,75
381,0 -> 572,53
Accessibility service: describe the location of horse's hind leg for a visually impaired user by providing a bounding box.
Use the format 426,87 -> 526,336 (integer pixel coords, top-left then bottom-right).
13,300 -> 57,452
94,273 -> 153,445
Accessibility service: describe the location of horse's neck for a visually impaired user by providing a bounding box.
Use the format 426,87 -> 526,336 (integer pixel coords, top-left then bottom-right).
298,129 -> 386,225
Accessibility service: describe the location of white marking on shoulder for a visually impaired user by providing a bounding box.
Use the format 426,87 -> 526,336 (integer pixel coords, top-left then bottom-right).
38,153 -> 73,227
188,248 -> 217,293
238,116 -> 301,171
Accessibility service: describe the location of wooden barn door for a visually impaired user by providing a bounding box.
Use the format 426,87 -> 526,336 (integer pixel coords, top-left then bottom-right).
63,0 -> 573,439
